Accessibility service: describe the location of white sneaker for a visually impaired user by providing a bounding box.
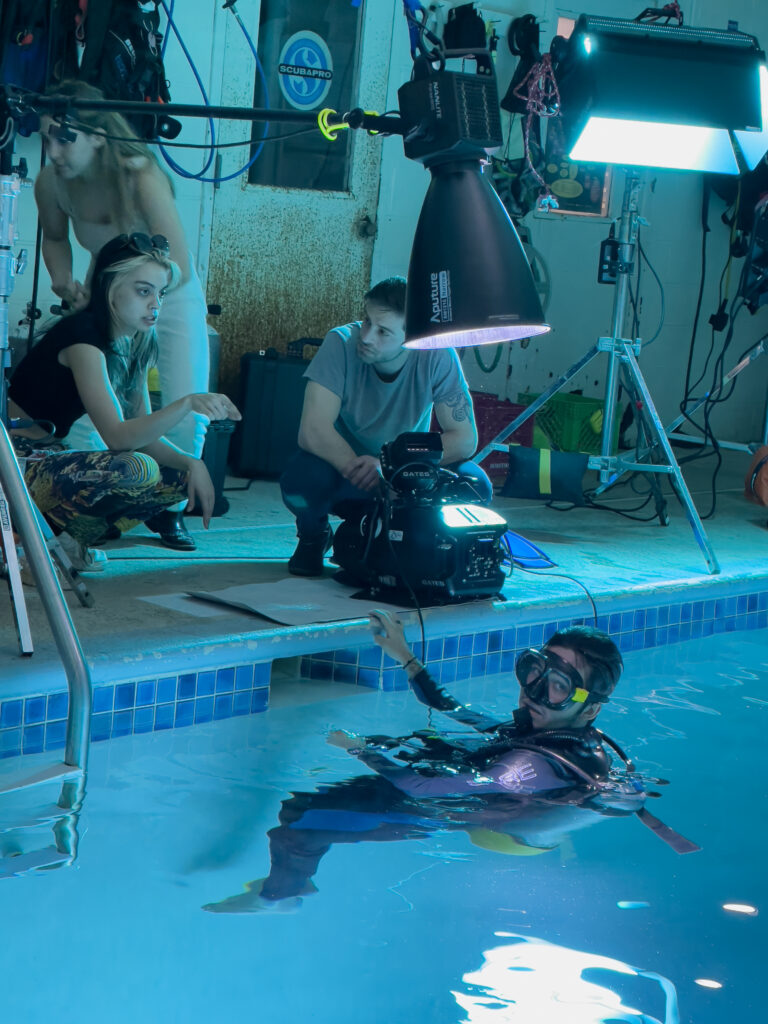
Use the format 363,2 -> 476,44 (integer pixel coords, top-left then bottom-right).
57,532 -> 108,573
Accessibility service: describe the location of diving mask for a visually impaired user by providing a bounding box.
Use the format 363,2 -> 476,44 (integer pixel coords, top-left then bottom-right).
514,648 -> 608,710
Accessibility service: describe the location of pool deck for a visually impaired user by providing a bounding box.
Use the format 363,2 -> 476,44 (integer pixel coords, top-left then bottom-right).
1,446 -> 766,703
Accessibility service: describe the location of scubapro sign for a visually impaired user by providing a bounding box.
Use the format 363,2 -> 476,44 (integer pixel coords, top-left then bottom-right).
278,31 -> 334,110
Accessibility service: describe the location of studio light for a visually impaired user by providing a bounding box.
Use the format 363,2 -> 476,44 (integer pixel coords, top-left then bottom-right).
556,16 -> 765,174
395,70 -> 551,350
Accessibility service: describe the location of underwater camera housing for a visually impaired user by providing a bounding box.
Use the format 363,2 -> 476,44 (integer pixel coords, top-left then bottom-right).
332,432 -> 508,603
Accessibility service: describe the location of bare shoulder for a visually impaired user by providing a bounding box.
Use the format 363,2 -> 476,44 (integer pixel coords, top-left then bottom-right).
34,163 -> 58,196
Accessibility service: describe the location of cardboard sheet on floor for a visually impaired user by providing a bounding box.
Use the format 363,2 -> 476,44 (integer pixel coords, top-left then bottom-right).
188,577 -> 410,626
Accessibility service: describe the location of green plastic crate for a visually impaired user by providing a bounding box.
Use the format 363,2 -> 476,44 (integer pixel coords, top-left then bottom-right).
517,392 -> 620,454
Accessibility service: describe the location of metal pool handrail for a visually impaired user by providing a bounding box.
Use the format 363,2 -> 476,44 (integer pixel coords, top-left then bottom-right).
0,422 -> 92,775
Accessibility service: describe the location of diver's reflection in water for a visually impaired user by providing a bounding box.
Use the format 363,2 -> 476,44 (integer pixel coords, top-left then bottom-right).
203,613 -> 696,913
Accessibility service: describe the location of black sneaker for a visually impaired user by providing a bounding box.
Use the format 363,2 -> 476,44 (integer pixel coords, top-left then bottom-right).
288,527 -> 333,577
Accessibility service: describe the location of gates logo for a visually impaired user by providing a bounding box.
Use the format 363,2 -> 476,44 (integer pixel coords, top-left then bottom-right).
278,31 -> 334,110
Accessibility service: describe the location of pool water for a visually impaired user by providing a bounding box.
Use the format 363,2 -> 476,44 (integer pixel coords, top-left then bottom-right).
1,631 -> 764,1023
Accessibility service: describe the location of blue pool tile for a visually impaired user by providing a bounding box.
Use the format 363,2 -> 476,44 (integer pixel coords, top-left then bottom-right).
595,615 -> 609,632
357,668 -> 380,689
382,653 -> 398,668
443,636 -> 459,659
251,689 -> 269,713
309,661 -> 332,681
216,667 -> 236,693
196,671 -> 215,697
701,619 -> 715,637
618,634 -> 633,652
177,674 -> 196,701
692,601 -> 704,621
713,618 -> 726,633
631,631 -> 645,650
715,599 -> 726,618
680,603 -> 692,623
516,626 -> 530,647
214,694 -> 234,720
655,626 -> 668,645
759,592 -> 768,611
501,628 -> 516,651
473,634 -> 489,655
679,622 -> 691,641
657,606 -> 669,626
725,596 -> 737,616
235,665 -> 254,690
358,647 -> 382,670
93,686 -> 114,714
488,631 -> 503,653
233,690 -> 251,716
23,725 -> 44,753
377,669 -> 395,692
1,699 -> 22,729
112,710 -> 134,736
758,610 -> 768,629
458,635 -> 474,658
24,696 -> 46,725
486,652 -> 501,676
748,593 -> 759,612
47,692 -> 68,720
703,600 -> 716,619
1,728 -> 21,758
427,638 -> 443,662
633,610 -> 646,630
644,608 -> 657,628
455,657 -> 472,680
90,714 -> 112,741
174,702 -> 194,728
500,650 -> 516,673
621,612 -> 635,632
253,664 -> 270,685
333,663 -> 358,683
44,720 -> 67,751
157,677 -> 176,704
314,651 -> 334,662
115,683 -> 136,711
194,697 -> 214,723
154,704 -> 174,731
668,605 -> 681,625
528,624 -> 544,646
690,620 -> 703,638
471,655 -> 487,677
667,625 -> 680,643
737,595 -> 748,614
440,660 -> 457,685
644,629 -> 657,648
134,707 -> 155,733
334,648 -> 358,666
136,680 -> 156,706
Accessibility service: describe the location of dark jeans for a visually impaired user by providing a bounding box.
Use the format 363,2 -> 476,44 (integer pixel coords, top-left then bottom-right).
280,449 -> 493,538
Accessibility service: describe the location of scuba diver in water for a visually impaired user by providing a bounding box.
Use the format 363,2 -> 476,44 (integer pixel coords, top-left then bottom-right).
204,614 -> 697,914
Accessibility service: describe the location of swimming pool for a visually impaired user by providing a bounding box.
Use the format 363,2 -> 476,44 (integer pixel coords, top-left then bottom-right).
1,630 -> 764,1023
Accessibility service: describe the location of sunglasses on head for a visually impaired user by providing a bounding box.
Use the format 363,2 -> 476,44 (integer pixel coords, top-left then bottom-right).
125,233 -> 170,256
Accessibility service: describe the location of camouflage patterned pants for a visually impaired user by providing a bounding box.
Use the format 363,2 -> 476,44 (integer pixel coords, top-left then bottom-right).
23,449 -> 188,545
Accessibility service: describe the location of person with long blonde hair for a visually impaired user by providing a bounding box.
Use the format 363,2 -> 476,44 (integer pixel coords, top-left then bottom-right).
34,79 -> 212,550
9,234 -> 240,571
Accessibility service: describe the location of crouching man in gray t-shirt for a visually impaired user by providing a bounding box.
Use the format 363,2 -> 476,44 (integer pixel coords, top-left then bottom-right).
280,276 -> 493,577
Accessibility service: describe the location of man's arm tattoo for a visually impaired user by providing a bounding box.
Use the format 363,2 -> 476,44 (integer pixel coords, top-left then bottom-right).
443,392 -> 472,423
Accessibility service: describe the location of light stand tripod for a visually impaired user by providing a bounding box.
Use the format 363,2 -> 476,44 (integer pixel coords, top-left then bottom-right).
476,170 -> 720,575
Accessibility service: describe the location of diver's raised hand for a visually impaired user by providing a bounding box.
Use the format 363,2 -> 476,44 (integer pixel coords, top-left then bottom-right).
369,609 -> 416,668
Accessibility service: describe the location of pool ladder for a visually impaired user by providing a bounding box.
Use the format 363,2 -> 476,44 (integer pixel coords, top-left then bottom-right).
0,421 -> 92,874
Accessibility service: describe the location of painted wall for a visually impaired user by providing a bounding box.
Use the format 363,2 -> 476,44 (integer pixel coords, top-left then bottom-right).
372,0 -> 768,443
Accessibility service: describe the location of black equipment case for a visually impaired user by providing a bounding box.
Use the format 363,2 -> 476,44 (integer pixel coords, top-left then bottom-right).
230,350 -> 312,478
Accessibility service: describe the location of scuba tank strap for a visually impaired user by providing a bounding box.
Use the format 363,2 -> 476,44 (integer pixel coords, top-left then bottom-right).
634,807 -> 701,854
